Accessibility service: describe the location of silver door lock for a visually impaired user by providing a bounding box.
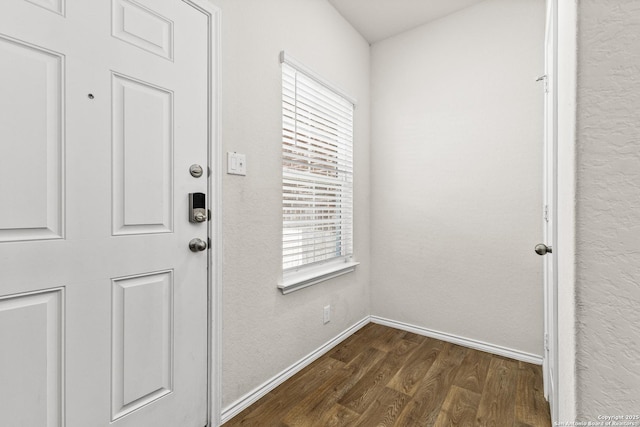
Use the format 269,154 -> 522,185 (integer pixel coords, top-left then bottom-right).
189,164 -> 204,178
189,193 -> 207,223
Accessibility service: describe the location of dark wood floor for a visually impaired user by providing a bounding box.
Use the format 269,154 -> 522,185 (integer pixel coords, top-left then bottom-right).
223,323 -> 551,427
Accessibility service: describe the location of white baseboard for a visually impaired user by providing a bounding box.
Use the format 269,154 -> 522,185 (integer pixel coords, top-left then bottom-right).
370,315 -> 543,365
220,316 -> 370,424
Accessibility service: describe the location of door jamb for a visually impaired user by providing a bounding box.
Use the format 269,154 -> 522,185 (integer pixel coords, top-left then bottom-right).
181,1 -> 223,426
547,0 -> 579,422
555,0 -> 578,421
543,0 -> 559,421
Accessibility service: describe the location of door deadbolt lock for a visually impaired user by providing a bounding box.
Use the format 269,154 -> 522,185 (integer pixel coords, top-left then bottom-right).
190,164 -> 204,178
189,192 -> 207,223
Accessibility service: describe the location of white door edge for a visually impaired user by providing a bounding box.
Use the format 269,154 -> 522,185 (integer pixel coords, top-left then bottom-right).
179,1 -> 223,426
544,0 -> 560,422
555,0 -> 578,421
208,5 -> 224,426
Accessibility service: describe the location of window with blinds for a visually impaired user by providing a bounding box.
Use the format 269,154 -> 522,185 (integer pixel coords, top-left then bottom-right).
282,61 -> 354,272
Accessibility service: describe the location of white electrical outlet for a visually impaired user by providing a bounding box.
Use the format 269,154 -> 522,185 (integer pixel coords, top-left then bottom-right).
323,305 -> 331,324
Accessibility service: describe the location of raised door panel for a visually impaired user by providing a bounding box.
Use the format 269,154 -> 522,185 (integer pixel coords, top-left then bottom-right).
0,289 -> 64,427
0,36 -> 64,242
111,271 -> 173,421
24,0 -> 64,15
112,0 -> 173,60
112,73 -> 173,235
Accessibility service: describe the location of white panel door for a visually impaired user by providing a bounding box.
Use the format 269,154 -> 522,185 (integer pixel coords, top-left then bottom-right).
0,1 -> 210,426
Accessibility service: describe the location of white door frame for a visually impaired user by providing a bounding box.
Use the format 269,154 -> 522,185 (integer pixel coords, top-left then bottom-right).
181,1 -> 222,426
555,0 -> 578,421
543,0 -> 559,421
546,0 -> 579,422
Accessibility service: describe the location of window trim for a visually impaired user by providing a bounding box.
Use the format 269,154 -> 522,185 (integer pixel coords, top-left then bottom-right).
279,52 -> 358,294
279,52 -> 358,107
279,260 -> 360,295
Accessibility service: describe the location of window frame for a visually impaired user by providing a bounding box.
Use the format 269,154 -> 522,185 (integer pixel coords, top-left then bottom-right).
279,52 -> 359,294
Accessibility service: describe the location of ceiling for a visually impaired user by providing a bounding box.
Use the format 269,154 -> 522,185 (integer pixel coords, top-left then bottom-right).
327,0 -> 487,44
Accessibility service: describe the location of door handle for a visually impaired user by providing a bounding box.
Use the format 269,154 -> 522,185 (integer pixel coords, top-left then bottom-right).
189,238 -> 207,252
534,243 -> 552,255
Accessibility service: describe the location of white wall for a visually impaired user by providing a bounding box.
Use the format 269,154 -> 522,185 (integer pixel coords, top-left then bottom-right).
207,0 -> 371,409
574,0 -> 640,416
370,0 -> 545,356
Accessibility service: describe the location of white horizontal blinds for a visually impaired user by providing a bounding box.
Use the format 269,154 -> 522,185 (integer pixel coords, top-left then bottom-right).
282,62 -> 354,271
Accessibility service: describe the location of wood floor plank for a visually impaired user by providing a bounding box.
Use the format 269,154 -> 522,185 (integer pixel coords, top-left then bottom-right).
402,331 -> 428,344
353,387 -> 411,427
476,356 -> 519,427
221,391 -> 283,427
433,385 -> 482,427
271,356 -> 346,400
329,323 -> 381,364
394,342 -> 469,427
368,325 -> 407,352
282,347 -> 386,426
338,338 -> 419,414
515,362 -> 551,427
387,338 -> 445,396
224,357 -> 344,426
314,404 -> 360,427
281,366 -> 353,427
452,348 -> 492,394
222,325 -> 551,427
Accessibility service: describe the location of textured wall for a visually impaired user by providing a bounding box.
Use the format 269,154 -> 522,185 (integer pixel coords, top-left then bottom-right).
575,0 -> 640,416
370,0 -> 545,356
208,0 -> 371,409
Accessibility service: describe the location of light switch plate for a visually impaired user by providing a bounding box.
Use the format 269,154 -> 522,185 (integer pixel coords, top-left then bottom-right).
227,152 -> 246,176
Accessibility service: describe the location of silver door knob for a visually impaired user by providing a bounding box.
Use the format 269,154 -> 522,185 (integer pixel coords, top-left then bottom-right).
194,212 -> 207,223
189,238 -> 207,252
534,243 -> 552,255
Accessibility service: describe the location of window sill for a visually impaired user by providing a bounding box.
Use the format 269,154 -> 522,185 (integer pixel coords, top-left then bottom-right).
279,261 -> 360,295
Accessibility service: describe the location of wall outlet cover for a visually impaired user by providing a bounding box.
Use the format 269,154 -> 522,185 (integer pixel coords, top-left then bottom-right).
323,305 -> 331,324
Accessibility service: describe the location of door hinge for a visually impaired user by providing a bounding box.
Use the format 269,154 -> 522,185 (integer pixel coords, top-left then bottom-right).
544,333 -> 550,351
544,205 -> 549,222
